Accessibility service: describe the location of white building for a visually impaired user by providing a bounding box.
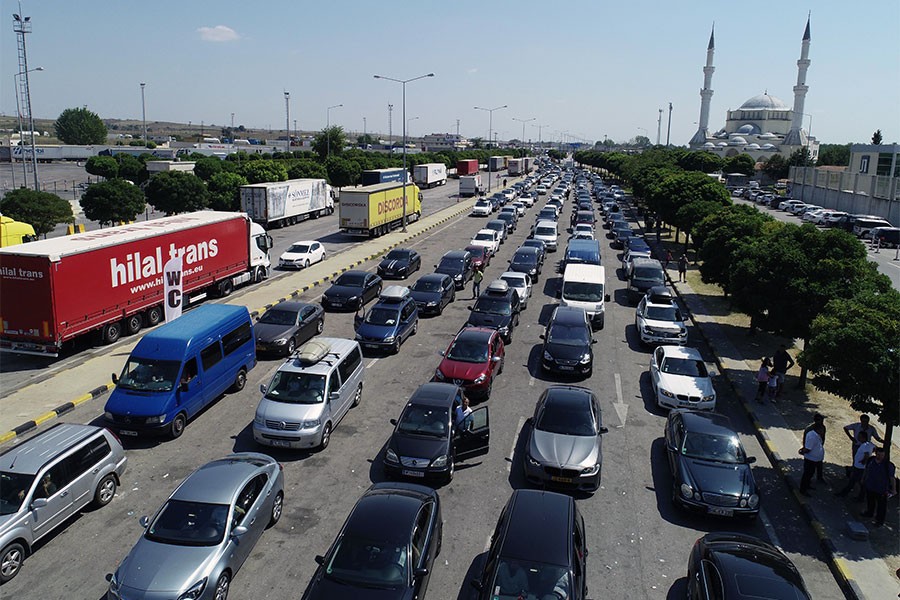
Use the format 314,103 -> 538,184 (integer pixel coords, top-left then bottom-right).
423,133 -> 469,152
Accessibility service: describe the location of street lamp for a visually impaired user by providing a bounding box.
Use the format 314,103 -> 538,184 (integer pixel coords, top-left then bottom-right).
326,103 -> 343,157
474,104 -> 507,192
284,91 -> 290,151
512,117 -> 535,151
13,66 -> 43,187
374,72 -> 435,232
533,123 -> 548,151
140,82 -> 147,147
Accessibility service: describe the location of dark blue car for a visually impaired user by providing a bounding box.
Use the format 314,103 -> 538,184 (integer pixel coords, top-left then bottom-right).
354,286 -> 419,354
409,273 -> 456,316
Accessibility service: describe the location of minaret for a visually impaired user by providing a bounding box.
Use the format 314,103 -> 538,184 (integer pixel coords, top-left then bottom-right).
689,25 -> 716,147
784,16 -> 811,146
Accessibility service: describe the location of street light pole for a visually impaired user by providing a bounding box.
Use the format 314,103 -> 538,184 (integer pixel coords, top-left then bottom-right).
512,117 -> 535,152
666,102 -> 673,146
284,91 -> 290,151
326,103 -> 343,157
474,104 -> 507,193
374,73 -> 435,232
140,82 -> 147,147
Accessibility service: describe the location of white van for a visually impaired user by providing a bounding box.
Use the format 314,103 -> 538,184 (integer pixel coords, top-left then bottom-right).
560,263 -> 609,329
532,219 -> 559,252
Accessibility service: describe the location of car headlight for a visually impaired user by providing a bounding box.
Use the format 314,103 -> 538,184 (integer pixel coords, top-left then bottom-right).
383,336 -> 395,343
274,337 -> 288,345
354,333 -> 363,340
581,463 -> 600,476
426,301 -> 438,306
348,296 -> 359,302
543,351 -> 554,361
385,448 -> 399,463
702,394 -> 716,403
529,268 -> 536,274
454,274 -> 463,280
747,494 -> 760,509
431,455 -> 449,468
434,369 -> 446,381
301,419 -> 321,429
660,388 -> 675,398
474,374 -> 486,384
177,578 -> 207,600
580,353 -> 591,364
104,411 -> 114,420
108,570 -> 121,596
146,414 -> 167,424
499,325 -> 509,334
526,452 -> 541,467
254,414 -> 265,426
680,483 -> 694,499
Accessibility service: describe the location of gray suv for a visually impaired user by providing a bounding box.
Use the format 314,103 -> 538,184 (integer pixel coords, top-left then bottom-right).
0,423 -> 128,582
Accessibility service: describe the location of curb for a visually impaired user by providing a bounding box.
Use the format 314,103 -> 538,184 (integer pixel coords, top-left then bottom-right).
1,201 -> 475,445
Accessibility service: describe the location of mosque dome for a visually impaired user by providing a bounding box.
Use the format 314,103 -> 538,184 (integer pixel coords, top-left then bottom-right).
759,132 -> 778,139
728,136 -> 748,146
703,142 -> 716,148
745,143 -> 761,150
739,93 -> 789,110
761,143 -> 778,150
717,142 -> 728,147
737,124 -> 760,135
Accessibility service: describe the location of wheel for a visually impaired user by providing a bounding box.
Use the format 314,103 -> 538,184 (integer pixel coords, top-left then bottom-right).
145,305 -> 163,326
125,314 -> 143,335
268,491 -> 284,528
286,337 -> 297,355
213,572 -> 230,600
498,357 -> 505,375
0,542 -> 25,584
103,321 -> 122,344
392,339 -> 401,354
351,383 -> 363,408
230,368 -> 247,392
319,423 -> 332,450
303,259 -> 310,269
316,318 -> 324,334
255,266 -> 267,283
93,474 -> 117,508
445,456 -> 455,484
170,413 -> 187,439
219,279 -> 234,297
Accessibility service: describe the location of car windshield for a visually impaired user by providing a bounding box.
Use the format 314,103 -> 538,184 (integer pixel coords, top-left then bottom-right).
467,247 -> 486,258
547,323 -> 591,345
116,358 -> 182,392
646,306 -> 682,322
265,372 -> 327,404
259,308 -> 299,326
336,273 -> 366,287
536,398 -> 595,436
365,307 -> 399,326
287,244 -> 310,254
562,281 -> 603,302
681,431 -> 746,464
491,559 -> 572,599
446,338 -> 489,363
397,405 -> 450,438
535,226 -> 556,236
633,267 -> 664,283
412,279 -> 441,292
523,241 -> 543,251
145,500 -> 229,547
661,357 -> 708,377
386,250 -> 410,260
511,253 -> 534,266
474,233 -> 494,242
473,296 -> 511,315
501,276 -> 525,289
325,534 -> 409,589
476,200 -> 490,206
0,471 -> 35,515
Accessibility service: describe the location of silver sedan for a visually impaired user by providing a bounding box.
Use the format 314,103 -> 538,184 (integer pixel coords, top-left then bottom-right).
107,453 -> 285,600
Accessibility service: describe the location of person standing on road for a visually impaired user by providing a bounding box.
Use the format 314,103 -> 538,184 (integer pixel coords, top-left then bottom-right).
802,413 -> 828,484
755,358 -> 772,403
772,344 -> 795,397
472,266 -> 484,299
860,446 -> 896,527
677,254 -> 688,282
799,419 -> 825,496
843,414 -> 883,473
663,249 -> 673,271
836,431 -> 874,499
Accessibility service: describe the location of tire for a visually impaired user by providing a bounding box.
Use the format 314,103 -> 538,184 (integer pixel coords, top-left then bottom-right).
125,314 -> 143,335
170,413 -> 187,439
93,474 -> 117,508
484,379 -> 493,399
214,572 -> 230,600
268,491 -> 284,528
103,321 -> 122,344
0,542 -> 25,584
498,357 -> 505,375
303,259 -> 310,269
286,337 -> 297,355
145,305 -> 163,326
316,318 -> 324,334
392,339 -> 401,354
351,383 -> 362,408
411,320 -> 418,336
230,368 -> 247,392
319,423 -> 332,450
219,279 -> 234,297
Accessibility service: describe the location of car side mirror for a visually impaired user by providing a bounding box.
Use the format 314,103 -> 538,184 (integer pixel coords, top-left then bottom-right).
492,355 -> 502,362
259,384 -> 267,395
329,392 -> 340,403
315,555 -> 325,566
415,567 -> 429,578
232,525 -> 249,537
471,580 -> 484,591
555,289 -> 562,299
539,334 -> 545,340
139,515 -> 150,528
747,456 -> 757,464
599,426 -> 609,434
30,498 -> 48,509
468,306 -> 474,311
390,418 -> 398,426
439,350 -> 445,357
592,338 -> 598,344
111,372 -> 118,384
105,573 -> 113,583
433,265 -> 438,268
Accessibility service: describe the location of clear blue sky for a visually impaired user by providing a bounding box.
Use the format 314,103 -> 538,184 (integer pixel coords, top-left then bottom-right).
2,0 -> 897,145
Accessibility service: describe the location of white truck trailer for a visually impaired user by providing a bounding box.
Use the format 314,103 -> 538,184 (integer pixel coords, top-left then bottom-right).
413,163 -> 448,188
240,178 -> 334,229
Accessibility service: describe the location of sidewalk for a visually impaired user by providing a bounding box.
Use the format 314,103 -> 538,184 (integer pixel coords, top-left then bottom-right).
669,271 -> 900,600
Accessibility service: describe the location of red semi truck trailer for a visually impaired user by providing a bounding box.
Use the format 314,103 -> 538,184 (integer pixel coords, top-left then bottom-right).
456,159 -> 479,176
0,211 -> 272,356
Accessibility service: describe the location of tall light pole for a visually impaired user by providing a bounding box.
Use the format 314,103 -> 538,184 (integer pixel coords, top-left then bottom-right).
12,66 -> 42,185
512,117 -> 535,151
140,82 -> 147,147
388,104 -> 393,149
533,123 -> 548,150
13,9 -> 40,190
231,112 -> 235,129
326,103 -> 343,157
374,72 -> 435,232
406,116 -> 419,139
363,116 -> 367,144
666,102 -> 673,147
284,91 -> 290,150
657,109 -> 663,145
474,104 -> 507,192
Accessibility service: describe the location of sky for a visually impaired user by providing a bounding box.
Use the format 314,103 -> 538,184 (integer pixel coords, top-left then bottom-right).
2,0 -> 898,146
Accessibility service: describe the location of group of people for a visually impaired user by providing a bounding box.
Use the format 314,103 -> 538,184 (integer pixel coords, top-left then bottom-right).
754,344 -> 796,403
799,413 -> 896,528
660,249 -> 690,283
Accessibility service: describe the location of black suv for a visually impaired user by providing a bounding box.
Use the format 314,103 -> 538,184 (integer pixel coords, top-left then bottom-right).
434,250 -> 474,290
473,489 -> 589,600
541,305 -> 595,377
465,280 -> 521,343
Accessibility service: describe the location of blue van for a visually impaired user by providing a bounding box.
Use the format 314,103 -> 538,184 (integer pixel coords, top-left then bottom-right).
104,305 -> 256,439
564,239 -> 602,267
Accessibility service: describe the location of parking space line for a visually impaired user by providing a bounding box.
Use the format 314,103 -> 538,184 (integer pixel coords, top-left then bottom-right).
508,416 -> 525,473
759,509 -> 782,549
366,358 -> 380,369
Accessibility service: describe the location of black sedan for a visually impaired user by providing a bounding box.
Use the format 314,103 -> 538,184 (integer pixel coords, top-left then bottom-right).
377,248 -> 422,280
508,246 -> 543,282
255,301 -> 325,356
687,533 -> 811,600
409,273 -> 456,316
322,271 -> 383,311
541,306 -> 595,377
301,482 -> 442,600
664,409 -> 760,519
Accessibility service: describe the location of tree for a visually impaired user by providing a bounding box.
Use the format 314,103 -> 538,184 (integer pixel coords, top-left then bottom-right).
193,157 -> 225,181
85,155 -> 119,179
54,107 -> 108,144
325,156 -> 361,188
649,171 -> 731,235
787,147 -> 813,168
677,151 -> 723,174
872,129 -> 883,145
0,188 -> 74,236
761,154 -> 788,180
674,200 -> 726,250
312,126 -> 347,159
722,154 -> 756,176
145,171 -> 209,214
207,171 -> 248,211
235,160 -> 288,184
80,179 -> 146,226
694,204 -> 773,296
800,288 -> 899,451
116,154 -> 148,184
356,134 -> 378,147
634,135 -> 651,147
816,144 -> 851,167
287,159 -> 328,180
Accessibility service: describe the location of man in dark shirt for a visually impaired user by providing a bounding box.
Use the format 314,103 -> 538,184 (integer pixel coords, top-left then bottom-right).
860,447 -> 896,527
772,344 -> 795,397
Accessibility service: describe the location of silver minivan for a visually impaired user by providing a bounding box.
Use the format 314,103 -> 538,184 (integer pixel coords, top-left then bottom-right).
253,338 -> 364,451
0,423 -> 128,583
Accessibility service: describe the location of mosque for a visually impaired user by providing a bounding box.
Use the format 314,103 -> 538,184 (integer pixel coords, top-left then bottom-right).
688,17 -> 819,162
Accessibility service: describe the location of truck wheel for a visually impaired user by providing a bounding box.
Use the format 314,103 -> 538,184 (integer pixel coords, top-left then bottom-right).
219,280 -> 234,297
125,314 -> 142,335
146,306 -> 163,326
103,322 -> 122,344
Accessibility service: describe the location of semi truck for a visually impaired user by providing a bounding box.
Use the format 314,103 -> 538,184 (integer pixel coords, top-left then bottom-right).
240,178 -> 334,229
507,158 -> 525,176
360,168 -> 409,186
456,159 -> 479,177
339,182 -> 422,237
459,175 -> 483,197
413,163 -> 448,188
0,212 -> 273,356
489,156 -> 509,172
0,216 -> 36,247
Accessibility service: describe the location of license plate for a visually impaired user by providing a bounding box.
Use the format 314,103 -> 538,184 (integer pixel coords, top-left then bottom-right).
271,440 -> 292,448
550,475 -> 573,483
708,506 -> 733,517
364,343 -> 379,349
119,430 -> 138,437
402,469 -> 425,478
558,366 -> 574,371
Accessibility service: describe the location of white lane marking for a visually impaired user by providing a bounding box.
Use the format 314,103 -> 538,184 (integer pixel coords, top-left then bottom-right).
366,358 -> 380,369
614,373 -> 623,403
759,509 -> 782,549
612,372 -> 628,428
508,416 -> 526,473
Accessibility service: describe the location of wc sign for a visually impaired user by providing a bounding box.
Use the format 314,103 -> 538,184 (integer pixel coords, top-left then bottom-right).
163,256 -> 183,322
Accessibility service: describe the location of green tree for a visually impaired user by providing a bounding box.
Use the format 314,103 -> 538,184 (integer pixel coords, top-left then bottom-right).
312,126 -> 347,159
677,151 -> 723,173
761,154 -> 788,180
54,107 -> 108,144
85,155 -> 119,179
235,160 -> 288,184
649,171 -> 731,238
207,171 -> 248,211
634,135 -> 651,147
787,147 -> 813,168
145,171 -> 209,215
325,156 -> 361,188
693,204 -> 773,296
816,144 -> 851,167
722,154 -> 756,176
193,157 -> 225,181
116,154 -> 148,184
0,188 -> 74,236
872,129 -> 883,145
356,134 -> 378,147
80,179 -> 146,226
674,200 -> 726,250
287,159 -> 328,180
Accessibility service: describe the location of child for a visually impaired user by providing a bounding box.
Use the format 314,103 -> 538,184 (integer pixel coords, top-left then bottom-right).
755,358 -> 771,403
767,369 -> 779,403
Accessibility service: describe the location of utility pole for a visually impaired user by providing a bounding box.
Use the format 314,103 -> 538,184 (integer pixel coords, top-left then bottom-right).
363,116 -> 367,142
666,102 -> 673,146
140,82 -> 147,147
388,104 -> 393,149
657,109 -> 663,145
284,91 -> 290,149
231,112 -> 235,129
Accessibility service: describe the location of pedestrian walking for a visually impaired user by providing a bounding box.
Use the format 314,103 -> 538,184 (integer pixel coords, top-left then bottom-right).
754,358 -> 771,403
772,344 -> 795,397
860,446 -> 896,527
843,414 -> 884,474
472,266 -> 484,299
835,431 -> 874,499
798,419 -> 825,496
663,249 -> 673,271
677,254 -> 688,282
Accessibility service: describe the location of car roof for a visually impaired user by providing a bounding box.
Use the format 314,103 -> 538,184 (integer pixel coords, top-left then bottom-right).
659,345 -> 703,360
172,453 -> 273,504
417,272 -> 451,283
408,382 -> 459,408
0,423 -> 103,474
500,490 -> 574,565
454,327 -> 495,344
345,483 -> 433,544
500,271 -> 527,281
442,250 -> 470,259
278,337 -> 358,375
674,410 -> 735,436
703,536 -> 807,599
513,246 -> 539,256
288,240 -> 317,246
551,305 -> 589,325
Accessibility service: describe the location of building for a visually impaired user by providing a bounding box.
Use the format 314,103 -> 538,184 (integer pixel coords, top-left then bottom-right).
423,133 -> 469,152
688,19 -> 819,162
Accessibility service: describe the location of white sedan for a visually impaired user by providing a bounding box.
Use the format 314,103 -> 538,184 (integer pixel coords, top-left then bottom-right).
278,240 -> 325,269
650,345 -> 716,411
499,271 -> 532,309
470,229 -> 501,255
471,199 -> 493,217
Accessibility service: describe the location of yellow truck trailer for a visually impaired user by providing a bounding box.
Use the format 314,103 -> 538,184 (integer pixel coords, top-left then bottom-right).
339,182 -> 422,237
0,215 -> 36,247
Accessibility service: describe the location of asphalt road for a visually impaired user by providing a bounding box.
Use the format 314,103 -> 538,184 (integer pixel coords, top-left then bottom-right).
1,179 -> 844,599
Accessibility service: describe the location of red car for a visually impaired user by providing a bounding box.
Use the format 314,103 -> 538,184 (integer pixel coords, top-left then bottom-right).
465,244 -> 492,270
434,327 -> 505,399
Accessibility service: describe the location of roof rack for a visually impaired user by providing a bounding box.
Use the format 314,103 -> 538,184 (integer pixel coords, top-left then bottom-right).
292,340 -> 337,366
